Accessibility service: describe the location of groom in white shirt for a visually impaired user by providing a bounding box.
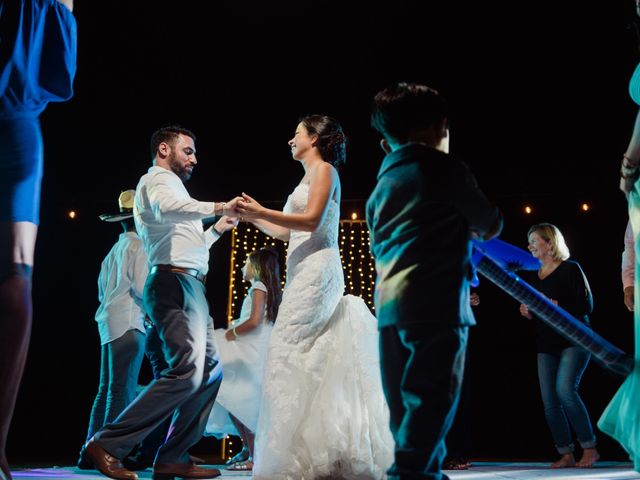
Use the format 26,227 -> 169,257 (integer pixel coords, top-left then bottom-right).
85,125 -> 240,480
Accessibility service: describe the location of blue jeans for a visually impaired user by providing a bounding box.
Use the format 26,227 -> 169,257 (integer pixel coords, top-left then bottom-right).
537,347 -> 597,454
84,329 -> 146,442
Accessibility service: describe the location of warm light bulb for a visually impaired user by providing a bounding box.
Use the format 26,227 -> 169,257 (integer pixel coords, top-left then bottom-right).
68,210 -> 77,219
351,212 -> 358,220
524,205 -> 533,215
581,203 -> 590,212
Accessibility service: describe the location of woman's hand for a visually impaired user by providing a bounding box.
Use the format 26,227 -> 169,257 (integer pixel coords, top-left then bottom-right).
237,193 -> 265,220
519,303 -> 533,319
225,329 -> 237,341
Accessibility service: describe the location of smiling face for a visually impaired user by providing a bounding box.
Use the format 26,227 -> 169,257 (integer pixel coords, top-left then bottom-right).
527,231 -> 551,259
287,122 -> 316,161
166,133 -> 197,181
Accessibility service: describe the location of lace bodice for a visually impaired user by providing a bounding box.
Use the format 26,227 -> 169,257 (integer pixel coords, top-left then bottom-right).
283,183 -> 339,261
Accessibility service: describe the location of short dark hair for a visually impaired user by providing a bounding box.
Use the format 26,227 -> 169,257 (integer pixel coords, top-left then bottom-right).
150,125 -> 196,160
300,114 -> 347,168
371,82 -> 448,144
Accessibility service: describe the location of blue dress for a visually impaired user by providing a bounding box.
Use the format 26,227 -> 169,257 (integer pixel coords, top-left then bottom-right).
0,0 -> 77,223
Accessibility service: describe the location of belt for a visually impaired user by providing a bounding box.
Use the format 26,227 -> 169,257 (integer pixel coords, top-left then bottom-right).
150,264 -> 207,284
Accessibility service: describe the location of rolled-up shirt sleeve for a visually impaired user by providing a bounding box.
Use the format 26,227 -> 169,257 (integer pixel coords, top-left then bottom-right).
147,171 -> 215,223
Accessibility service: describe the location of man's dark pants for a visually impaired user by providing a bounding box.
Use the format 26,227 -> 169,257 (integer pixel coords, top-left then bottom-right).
94,271 -> 221,465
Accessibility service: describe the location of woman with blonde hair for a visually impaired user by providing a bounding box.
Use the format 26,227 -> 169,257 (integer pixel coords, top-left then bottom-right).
519,223 -> 599,468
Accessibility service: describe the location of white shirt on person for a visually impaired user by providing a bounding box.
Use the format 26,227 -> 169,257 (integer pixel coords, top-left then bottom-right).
134,165 -> 221,274
95,231 -> 148,345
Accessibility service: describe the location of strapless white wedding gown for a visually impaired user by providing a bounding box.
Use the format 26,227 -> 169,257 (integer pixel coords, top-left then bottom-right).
253,183 -> 394,479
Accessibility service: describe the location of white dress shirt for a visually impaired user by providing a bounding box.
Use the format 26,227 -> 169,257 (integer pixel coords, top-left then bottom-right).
134,165 -> 221,274
95,231 -> 148,345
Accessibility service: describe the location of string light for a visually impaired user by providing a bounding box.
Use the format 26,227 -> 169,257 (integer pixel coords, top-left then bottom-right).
227,219 -> 377,322
524,205 -> 533,215
221,436 -> 239,461
68,210 -> 77,219
581,202 -> 590,212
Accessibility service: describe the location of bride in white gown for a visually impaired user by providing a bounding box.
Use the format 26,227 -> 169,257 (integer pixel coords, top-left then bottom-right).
237,115 -> 394,479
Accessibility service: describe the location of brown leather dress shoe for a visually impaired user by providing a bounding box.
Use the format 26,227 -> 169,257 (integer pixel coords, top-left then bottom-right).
152,463 -> 221,480
84,440 -> 138,480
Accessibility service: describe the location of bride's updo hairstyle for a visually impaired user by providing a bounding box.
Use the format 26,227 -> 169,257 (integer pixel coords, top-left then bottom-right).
300,114 -> 347,168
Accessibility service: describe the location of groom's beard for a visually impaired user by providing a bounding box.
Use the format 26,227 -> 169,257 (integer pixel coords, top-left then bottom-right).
168,151 -> 193,182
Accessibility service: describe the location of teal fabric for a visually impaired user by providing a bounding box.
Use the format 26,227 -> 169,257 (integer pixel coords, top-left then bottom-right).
630,63 -> 640,107
598,180 -> 640,472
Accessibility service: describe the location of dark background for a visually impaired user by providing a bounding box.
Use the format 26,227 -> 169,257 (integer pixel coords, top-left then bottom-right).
7,0 -> 640,465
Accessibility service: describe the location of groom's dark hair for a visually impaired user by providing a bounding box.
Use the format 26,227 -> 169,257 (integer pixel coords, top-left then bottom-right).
150,125 -> 196,160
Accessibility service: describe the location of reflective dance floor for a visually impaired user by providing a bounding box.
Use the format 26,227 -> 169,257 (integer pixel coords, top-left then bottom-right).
7,462 -> 640,479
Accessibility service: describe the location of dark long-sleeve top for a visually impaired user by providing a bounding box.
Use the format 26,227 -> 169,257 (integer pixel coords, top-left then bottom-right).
366,143 -> 503,328
0,0 -> 77,119
520,260 -> 593,353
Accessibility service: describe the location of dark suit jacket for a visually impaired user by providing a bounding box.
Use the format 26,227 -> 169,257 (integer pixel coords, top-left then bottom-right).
366,143 -> 502,328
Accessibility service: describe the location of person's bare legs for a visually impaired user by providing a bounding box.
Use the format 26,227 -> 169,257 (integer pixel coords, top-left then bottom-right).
227,415 -> 251,463
235,417 -> 255,458
244,429 -> 255,460
550,453 -> 576,468
240,428 -> 255,470
227,415 -> 254,470
576,447 -> 600,468
0,222 -> 37,266
0,222 -> 37,480
56,0 -> 73,12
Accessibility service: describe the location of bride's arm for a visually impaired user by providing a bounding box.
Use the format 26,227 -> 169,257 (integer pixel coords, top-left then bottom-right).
251,218 -> 291,242
239,163 -> 337,232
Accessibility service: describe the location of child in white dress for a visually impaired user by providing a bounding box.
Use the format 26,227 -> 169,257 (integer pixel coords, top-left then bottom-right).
205,247 -> 282,471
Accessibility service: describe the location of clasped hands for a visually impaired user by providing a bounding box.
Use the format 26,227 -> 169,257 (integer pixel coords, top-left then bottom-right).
214,193 -> 266,233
